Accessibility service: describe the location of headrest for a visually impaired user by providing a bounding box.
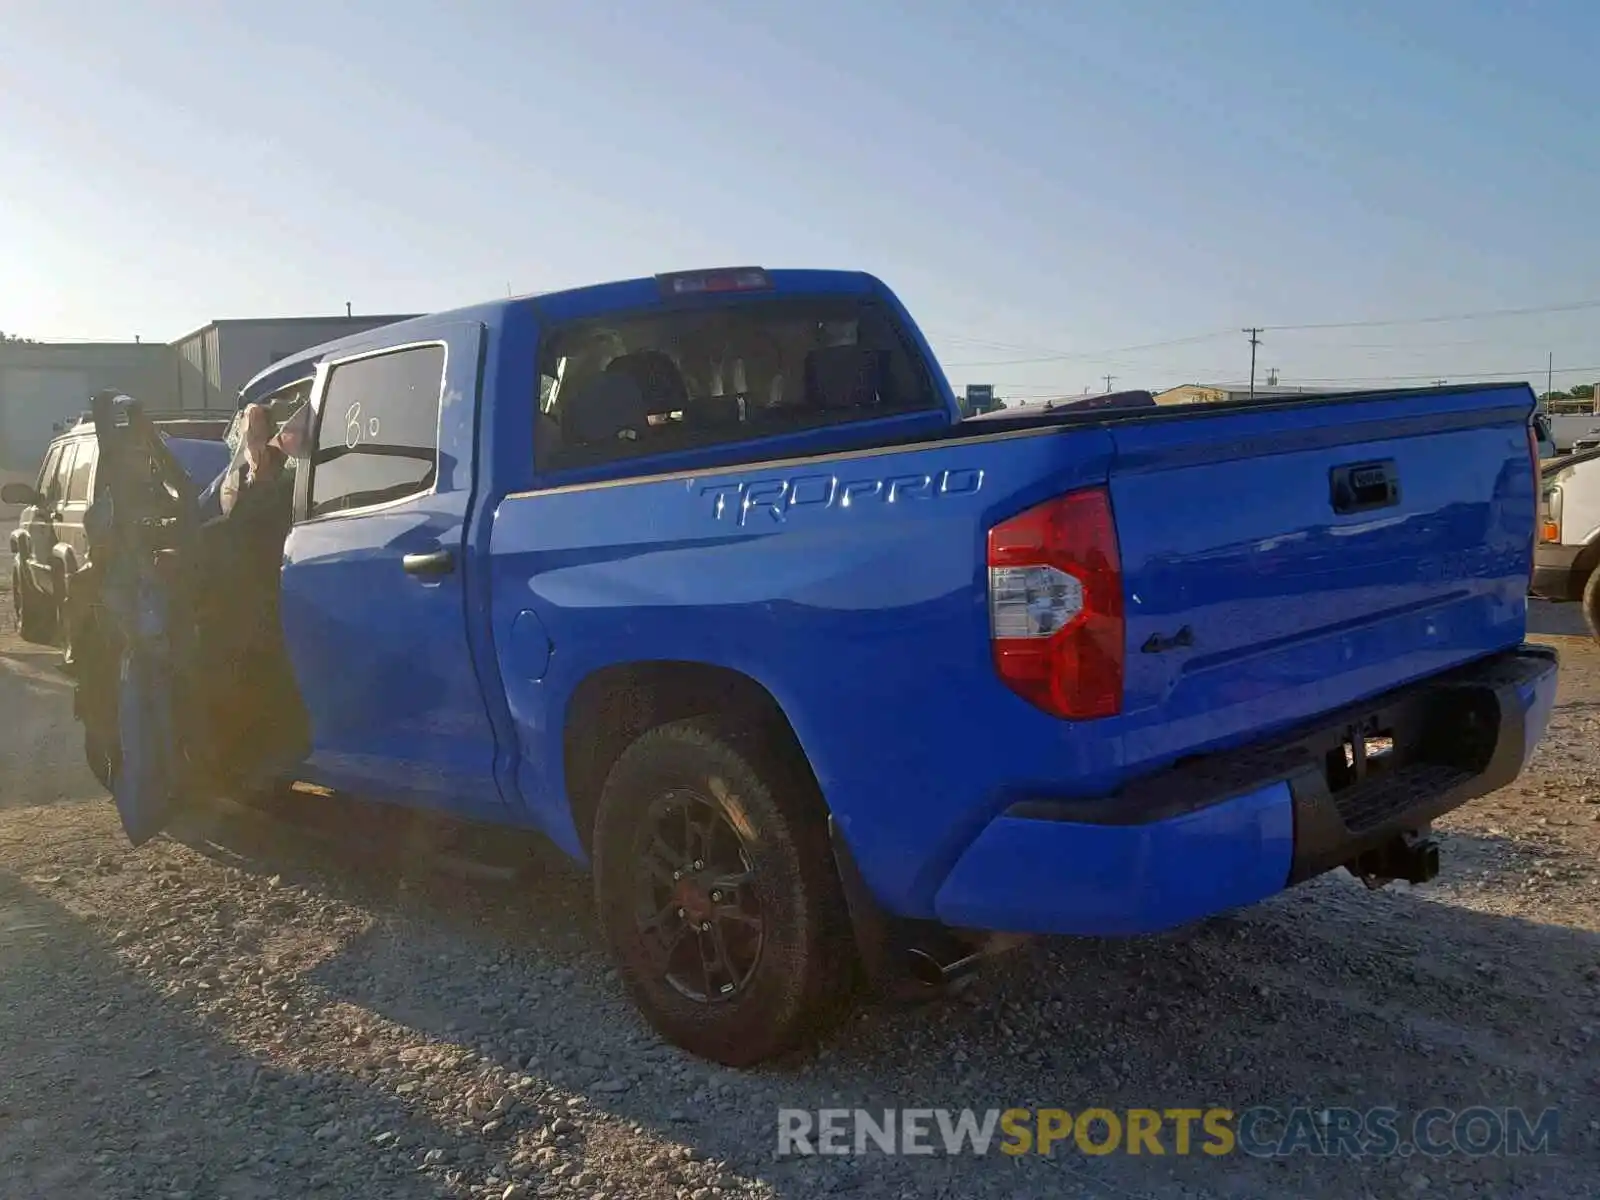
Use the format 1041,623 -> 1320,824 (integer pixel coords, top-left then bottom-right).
565,373 -> 648,446
804,346 -> 886,411
685,393 -> 742,429
605,350 -> 688,415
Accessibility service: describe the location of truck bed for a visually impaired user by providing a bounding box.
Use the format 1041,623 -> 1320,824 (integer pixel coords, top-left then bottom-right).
490,378 -> 1538,918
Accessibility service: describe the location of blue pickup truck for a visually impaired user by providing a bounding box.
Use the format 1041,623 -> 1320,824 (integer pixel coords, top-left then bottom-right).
73,267 -> 1558,1064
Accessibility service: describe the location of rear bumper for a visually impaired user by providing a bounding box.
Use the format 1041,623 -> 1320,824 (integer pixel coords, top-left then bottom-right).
1531,542 -> 1586,601
931,644 -> 1559,936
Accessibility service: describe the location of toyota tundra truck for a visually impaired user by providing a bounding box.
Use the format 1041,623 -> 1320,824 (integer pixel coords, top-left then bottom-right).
70,266 -> 1558,1065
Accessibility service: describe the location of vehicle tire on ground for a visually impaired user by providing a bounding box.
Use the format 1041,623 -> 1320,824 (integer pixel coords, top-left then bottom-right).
1582,567 -> 1600,645
591,716 -> 856,1066
14,563 -> 56,644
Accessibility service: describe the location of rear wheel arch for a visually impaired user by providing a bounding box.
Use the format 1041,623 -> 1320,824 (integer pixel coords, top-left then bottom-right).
562,660 -> 822,855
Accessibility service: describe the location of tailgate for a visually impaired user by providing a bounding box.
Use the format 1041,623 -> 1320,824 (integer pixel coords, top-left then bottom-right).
1108,384 -> 1536,757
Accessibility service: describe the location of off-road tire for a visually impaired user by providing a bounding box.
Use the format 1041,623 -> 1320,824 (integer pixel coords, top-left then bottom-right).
591,717 -> 855,1066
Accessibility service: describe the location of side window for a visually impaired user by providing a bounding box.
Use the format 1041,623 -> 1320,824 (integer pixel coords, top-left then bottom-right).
34,446 -> 61,498
43,444 -> 74,505
309,345 -> 444,518
66,441 -> 95,502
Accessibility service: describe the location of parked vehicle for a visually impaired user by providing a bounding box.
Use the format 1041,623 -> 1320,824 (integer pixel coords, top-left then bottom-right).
4,412 -> 230,651
1531,446 -> 1600,636
70,268 -> 1557,1065
1541,412 -> 1600,454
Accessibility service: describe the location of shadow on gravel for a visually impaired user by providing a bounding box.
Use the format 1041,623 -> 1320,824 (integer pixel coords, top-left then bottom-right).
0,867 -> 500,1200
166,792 -> 1600,1200
0,640 -> 103,813
1527,600 -> 1590,640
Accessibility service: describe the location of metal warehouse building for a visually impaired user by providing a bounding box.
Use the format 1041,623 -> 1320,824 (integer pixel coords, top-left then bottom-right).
0,313 -> 417,472
171,314 -> 419,411
0,340 -> 179,474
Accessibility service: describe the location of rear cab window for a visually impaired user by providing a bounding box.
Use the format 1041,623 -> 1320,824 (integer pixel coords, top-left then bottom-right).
308,344 -> 445,517
534,293 -> 938,473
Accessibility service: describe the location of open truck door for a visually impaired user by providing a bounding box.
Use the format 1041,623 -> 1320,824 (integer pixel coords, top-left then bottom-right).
75,391 -> 200,842
74,390 -> 308,844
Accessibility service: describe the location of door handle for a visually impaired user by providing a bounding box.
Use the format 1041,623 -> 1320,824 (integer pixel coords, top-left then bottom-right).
402,548 -> 455,579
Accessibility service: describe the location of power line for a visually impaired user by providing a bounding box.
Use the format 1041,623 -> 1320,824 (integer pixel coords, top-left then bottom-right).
1263,298 -> 1600,332
1224,364 -> 1600,384
940,330 -> 1232,368
939,296 -> 1600,369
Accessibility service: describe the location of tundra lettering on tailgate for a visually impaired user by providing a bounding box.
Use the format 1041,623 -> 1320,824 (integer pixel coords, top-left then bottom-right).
701,467 -> 985,526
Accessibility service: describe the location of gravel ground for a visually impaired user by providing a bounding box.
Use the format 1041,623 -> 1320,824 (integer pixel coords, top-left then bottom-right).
1,610 -> 1597,1200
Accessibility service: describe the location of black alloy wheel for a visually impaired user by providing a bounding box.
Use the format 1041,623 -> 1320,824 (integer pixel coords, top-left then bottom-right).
633,788 -> 764,1003
592,717 -> 855,1065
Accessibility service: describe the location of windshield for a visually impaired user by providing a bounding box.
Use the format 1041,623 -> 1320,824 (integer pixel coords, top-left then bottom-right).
535,296 -> 936,470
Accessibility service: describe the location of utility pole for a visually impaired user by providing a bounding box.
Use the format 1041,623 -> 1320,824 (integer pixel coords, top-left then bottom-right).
1102,374 -> 1116,393
1430,378 -> 1447,387
1548,352 -> 1554,399
1242,328 -> 1263,397
345,301 -> 353,317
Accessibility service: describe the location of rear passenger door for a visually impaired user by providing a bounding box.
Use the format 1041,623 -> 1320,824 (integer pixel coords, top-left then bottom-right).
279,326 -> 506,817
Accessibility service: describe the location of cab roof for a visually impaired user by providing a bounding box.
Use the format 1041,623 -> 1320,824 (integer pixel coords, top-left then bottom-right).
236,268 -> 883,407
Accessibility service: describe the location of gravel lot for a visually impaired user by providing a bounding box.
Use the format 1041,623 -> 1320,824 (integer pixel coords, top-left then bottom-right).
1,607 -> 1597,1200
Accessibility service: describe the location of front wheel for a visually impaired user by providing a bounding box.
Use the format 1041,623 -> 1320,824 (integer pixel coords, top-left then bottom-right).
591,717 -> 855,1066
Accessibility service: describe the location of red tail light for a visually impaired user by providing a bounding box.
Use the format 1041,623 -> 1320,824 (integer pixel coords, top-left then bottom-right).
987,487 -> 1124,719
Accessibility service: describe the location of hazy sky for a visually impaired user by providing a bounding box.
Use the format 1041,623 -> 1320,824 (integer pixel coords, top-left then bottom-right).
4,0 -> 1597,402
